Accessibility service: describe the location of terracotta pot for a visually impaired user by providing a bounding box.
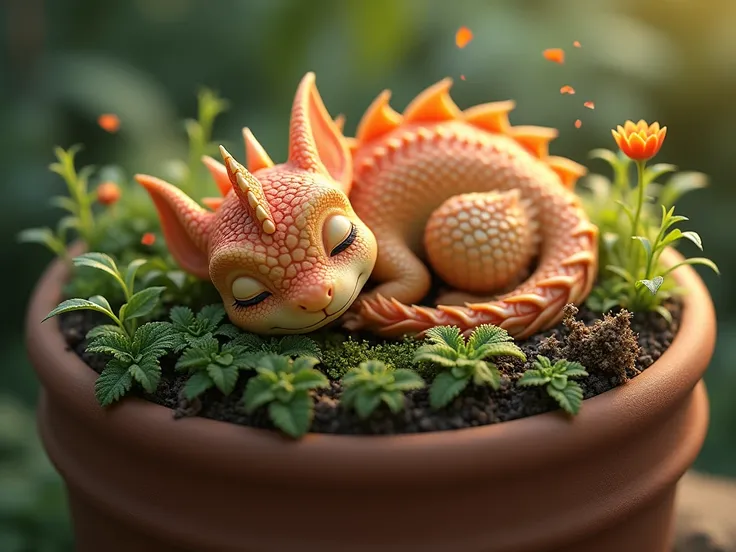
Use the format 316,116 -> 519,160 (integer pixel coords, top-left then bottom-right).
26,251 -> 715,552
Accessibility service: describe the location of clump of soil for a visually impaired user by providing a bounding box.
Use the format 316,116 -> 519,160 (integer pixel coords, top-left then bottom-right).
60,300 -> 682,435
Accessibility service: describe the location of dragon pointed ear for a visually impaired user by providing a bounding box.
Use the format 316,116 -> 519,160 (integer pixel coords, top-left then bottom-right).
287,72 -> 353,191
135,174 -> 214,279
219,146 -> 277,235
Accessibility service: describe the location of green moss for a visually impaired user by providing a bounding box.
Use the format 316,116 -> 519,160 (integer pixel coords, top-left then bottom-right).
316,332 -> 437,381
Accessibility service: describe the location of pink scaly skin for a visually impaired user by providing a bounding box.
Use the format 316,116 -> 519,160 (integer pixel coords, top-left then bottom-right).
344,78 -> 599,339
135,73 -> 377,335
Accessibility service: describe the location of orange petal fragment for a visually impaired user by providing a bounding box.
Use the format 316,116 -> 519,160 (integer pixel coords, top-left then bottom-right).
543,48 -> 565,64
573,41 -> 581,48
98,113 -> 120,133
584,101 -> 595,109
574,119 -> 582,128
560,85 -> 576,95
460,74 -> 466,81
455,27 -> 473,48
141,232 -> 156,246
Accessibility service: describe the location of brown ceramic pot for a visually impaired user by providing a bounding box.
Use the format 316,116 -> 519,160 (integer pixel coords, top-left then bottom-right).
26,251 -> 715,552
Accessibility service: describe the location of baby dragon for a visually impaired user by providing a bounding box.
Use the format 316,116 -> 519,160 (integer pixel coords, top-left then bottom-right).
137,73 -> 598,339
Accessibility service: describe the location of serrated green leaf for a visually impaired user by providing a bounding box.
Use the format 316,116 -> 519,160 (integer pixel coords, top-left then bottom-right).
517,370 -> 549,387
233,333 -> 266,351
355,390 -> 382,418
43,298 -> 119,323
391,369 -> 425,391
197,304 -> 226,328
176,345 -> 215,371
468,324 -> 512,350
124,259 -> 148,295
268,393 -> 312,438
94,359 -> 134,406
276,335 -> 322,359
292,356 -> 321,373
183,371 -> 214,400
424,326 -> 464,351
558,361 -> 588,378
547,381 -> 584,415
170,305 -> 196,328
215,324 -> 241,339
120,287 -> 166,322
128,362 -> 161,394
471,342 -> 526,361
429,372 -> 469,409
243,376 -> 276,413
86,324 -> 126,340
292,369 -> 329,392
380,390 -> 405,414
86,330 -> 133,358
413,347 -> 459,367
132,322 -> 177,357
206,363 -> 239,395
471,360 -> 501,389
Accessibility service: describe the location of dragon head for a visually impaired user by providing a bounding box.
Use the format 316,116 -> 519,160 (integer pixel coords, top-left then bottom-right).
135,73 -> 377,334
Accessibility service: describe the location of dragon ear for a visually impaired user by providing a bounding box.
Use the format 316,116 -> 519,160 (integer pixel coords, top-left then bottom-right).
287,72 -> 353,191
135,174 -> 214,279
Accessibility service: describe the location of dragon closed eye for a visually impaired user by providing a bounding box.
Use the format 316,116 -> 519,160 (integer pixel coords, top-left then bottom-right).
232,276 -> 272,308
325,215 -> 357,257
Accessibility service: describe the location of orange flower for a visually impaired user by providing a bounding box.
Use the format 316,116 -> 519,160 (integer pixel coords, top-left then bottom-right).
141,233 -> 156,246
611,120 -> 667,161
455,27 -> 473,48
96,181 -> 121,205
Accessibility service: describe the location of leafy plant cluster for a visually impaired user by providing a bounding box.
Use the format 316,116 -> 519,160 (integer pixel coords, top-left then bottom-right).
20,88 -> 230,307
581,149 -> 718,321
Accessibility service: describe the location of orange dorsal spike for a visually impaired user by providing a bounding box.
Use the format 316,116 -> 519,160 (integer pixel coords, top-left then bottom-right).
463,100 -> 516,134
201,155 -> 232,196
403,78 -> 462,123
547,156 -> 588,189
509,126 -> 559,158
242,127 -> 275,174
333,114 -> 346,133
356,90 -> 403,144
201,197 -> 225,211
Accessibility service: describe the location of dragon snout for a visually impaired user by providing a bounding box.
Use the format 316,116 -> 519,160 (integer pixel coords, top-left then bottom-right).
295,283 -> 334,313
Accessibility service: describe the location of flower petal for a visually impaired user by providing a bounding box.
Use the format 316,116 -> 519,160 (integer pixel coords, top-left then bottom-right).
627,132 -> 648,159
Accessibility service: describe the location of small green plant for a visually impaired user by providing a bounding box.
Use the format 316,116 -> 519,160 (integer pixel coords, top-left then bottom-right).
169,303 -> 233,351
43,252 -> 176,406
582,125 -> 718,319
18,146 -> 98,259
242,355 -> 328,438
232,333 -> 322,360
340,360 -> 425,419
318,334 -> 423,380
175,336 -> 255,400
517,356 -> 589,415
413,325 -> 526,409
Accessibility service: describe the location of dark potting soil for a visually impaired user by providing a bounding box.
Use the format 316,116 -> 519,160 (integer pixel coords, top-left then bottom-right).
59,301 -> 681,435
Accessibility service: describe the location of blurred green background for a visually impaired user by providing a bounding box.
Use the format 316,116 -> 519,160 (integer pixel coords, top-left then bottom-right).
2,0 -> 734,549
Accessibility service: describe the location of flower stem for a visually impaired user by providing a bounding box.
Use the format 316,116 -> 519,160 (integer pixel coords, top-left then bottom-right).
630,160 -> 647,243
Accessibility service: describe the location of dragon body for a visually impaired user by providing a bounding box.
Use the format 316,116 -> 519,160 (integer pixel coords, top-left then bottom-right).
137,73 -> 598,339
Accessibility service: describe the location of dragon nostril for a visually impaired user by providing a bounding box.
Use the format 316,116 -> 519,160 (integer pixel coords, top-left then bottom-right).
327,287 -> 333,298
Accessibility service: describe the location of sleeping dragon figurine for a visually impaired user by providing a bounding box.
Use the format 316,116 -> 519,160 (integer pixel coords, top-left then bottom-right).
136,73 -> 598,339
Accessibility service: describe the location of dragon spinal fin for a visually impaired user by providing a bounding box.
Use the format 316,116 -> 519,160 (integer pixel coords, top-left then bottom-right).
356,90 -> 403,143
219,145 -> 276,235
403,78 -> 462,123
463,100 -> 516,134
509,126 -> 559,159
546,156 -> 587,189
242,127 -> 275,174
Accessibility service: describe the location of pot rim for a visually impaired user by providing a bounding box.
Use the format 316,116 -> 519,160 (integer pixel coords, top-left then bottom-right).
26,249 -> 716,483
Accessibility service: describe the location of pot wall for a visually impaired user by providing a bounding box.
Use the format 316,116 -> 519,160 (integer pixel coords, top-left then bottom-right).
26,251 -> 716,552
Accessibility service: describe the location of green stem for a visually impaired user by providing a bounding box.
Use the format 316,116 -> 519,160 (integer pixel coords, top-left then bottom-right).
630,160 -> 647,245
